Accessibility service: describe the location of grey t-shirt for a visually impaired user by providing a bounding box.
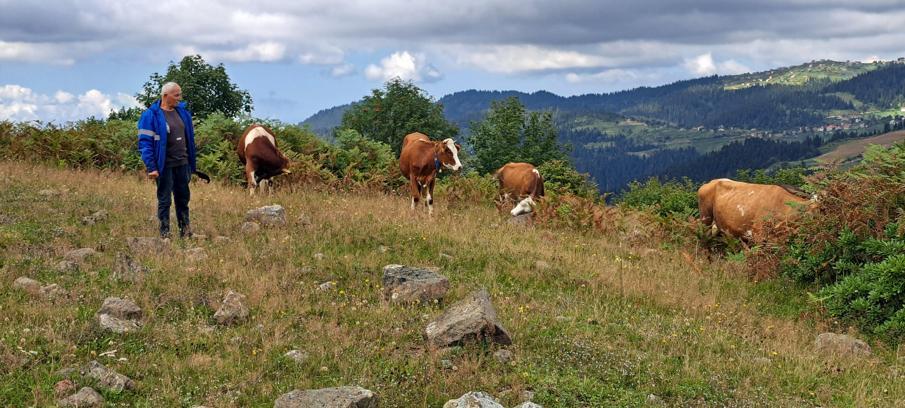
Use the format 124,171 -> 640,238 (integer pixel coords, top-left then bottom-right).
163,109 -> 188,168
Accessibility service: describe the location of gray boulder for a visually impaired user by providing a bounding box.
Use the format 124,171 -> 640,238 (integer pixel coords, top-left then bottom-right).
214,290 -> 249,326
81,210 -> 108,226
241,221 -> 261,234
442,391 -> 504,408
56,260 -> 79,273
83,360 -> 134,393
57,387 -> 105,408
13,276 -> 42,295
185,247 -> 208,263
245,205 -> 287,226
96,297 -> 143,333
815,332 -> 871,357
425,288 -> 512,348
274,386 -> 377,408
126,237 -> 170,254
64,248 -> 97,263
112,252 -> 149,282
514,403 -> 543,408
508,213 -> 533,227
382,264 -> 450,304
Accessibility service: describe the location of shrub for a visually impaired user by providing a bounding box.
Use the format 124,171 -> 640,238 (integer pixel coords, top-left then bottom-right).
536,159 -> 598,199
618,177 -> 699,219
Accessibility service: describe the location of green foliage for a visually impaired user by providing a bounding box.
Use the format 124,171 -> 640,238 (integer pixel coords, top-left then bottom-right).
328,129 -> 398,187
774,141 -> 905,340
734,166 -> 811,189
618,177 -> 699,218
339,79 -> 458,154
136,55 -> 253,119
536,159 -> 598,198
467,96 -> 569,174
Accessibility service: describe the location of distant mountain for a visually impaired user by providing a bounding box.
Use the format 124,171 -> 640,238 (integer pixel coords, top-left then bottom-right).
300,103 -> 354,137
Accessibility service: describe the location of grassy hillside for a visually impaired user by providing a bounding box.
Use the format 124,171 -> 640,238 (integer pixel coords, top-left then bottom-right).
2,162 -> 903,407
723,60 -> 882,90
815,130 -> 905,166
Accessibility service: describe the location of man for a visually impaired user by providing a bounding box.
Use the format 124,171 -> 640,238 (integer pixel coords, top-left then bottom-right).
137,82 -> 197,238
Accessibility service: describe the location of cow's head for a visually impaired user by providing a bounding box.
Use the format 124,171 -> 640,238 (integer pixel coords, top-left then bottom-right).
511,196 -> 536,216
437,138 -> 463,172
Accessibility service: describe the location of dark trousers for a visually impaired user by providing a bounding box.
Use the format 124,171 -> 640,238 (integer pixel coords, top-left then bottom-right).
156,164 -> 191,237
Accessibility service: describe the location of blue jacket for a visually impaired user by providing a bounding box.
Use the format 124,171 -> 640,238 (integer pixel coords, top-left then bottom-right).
137,100 -> 197,173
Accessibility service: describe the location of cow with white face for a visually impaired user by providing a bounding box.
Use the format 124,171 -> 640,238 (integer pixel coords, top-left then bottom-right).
236,124 -> 291,195
495,162 -> 545,216
398,132 -> 463,215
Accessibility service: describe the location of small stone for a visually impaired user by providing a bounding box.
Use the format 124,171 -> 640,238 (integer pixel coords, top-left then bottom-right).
440,359 -> 454,370
54,367 -> 78,379
314,252 -> 325,260
56,260 -> 79,273
213,290 -> 249,326
554,316 -> 570,322
284,350 -> 308,363
96,297 -> 143,334
493,349 -> 513,364
184,247 -> 208,263
83,360 -> 134,393
112,252 -> 149,282
40,283 -> 67,299
54,379 -> 77,398
213,235 -> 231,243
81,210 -> 108,226
514,402 -> 543,408
519,390 -> 535,402
126,236 -> 170,253
815,332 -> 872,357
439,252 -> 454,261
64,248 -> 97,263
753,357 -> 772,365
317,281 -> 335,292
425,288 -> 512,348
382,264 -> 450,304
38,189 -> 59,197
245,205 -> 287,227
13,276 -> 42,295
647,394 -> 663,404
534,260 -> 550,270
241,221 -> 261,234
57,387 -> 105,408
378,245 -> 389,253
275,386 -> 377,408
443,391 -> 504,408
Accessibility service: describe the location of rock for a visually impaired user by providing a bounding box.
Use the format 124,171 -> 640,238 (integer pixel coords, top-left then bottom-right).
13,276 -> 42,295
81,210 -> 108,226
646,394 -> 663,404
493,349 -> 513,364
56,260 -> 79,273
213,290 -> 249,326
534,260 -> 550,270
378,245 -> 389,253
508,213 -> 533,227
240,221 -> 261,234
83,360 -> 134,393
317,281 -> 335,292
425,288 -> 512,348
314,252 -> 325,261
518,390 -> 535,402
112,252 -> 149,282
54,379 -> 77,398
54,367 -> 78,379
752,357 -> 772,365
64,248 -> 97,263
439,252 -> 454,261
126,237 -> 170,254
213,235 -> 231,243
274,386 -> 377,408
382,264 -> 450,304
38,189 -> 59,197
40,283 -> 67,299
284,349 -> 308,364
514,403 -> 543,408
440,359 -> 455,370
815,332 -> 871,357
245,205 -> 286,227
57,387 -> 105,408
442,391 -> 504,408
184,247 -> 208,263
96,297 -> 143,333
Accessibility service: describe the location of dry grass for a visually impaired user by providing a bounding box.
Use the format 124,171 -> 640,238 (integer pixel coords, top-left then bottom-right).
1,161 -> 904,407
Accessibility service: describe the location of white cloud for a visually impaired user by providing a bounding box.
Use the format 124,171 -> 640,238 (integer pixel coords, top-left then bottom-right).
0,84 -> 140,122
0,41 -> 76,65
565,69 -> 641,84
364,51 -> 442,82
451,45 -> 611,74
684,53 -> 751,76
179,42 -> 288,63
330,63 -> 355,77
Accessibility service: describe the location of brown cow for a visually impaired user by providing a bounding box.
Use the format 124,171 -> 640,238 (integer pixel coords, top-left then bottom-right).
236,124 -> 291,195
698,178 -> 812,239
495,162 -> 545,216
399,132 -> 463,215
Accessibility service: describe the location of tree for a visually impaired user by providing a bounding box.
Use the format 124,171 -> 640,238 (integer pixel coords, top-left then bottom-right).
136,55 -> 252,119
340,78 -> 458,154
467,96 -> 569,174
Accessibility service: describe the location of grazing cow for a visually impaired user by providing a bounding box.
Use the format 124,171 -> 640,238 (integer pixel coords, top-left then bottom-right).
495,162 -> 545,216
698,178 -> 812,239
236,124 -> 291,195
398,132 -> 463,215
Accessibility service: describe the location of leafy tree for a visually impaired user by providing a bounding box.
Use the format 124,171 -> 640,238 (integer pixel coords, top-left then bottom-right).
467,97 -> 569,174
136,55 -> 253,119
340,78 -> 458,154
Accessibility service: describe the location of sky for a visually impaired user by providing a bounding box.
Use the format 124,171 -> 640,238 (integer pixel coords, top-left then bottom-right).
1,0 -> 904,123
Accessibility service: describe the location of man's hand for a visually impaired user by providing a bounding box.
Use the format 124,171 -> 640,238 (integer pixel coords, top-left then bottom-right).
148,171 -> 159,180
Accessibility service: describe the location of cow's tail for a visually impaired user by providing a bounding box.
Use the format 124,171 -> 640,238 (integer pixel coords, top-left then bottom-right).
534,169 -> 545,197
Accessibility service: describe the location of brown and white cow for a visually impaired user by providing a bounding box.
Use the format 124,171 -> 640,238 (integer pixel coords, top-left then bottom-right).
698,178 -> 812,239
236,124 -> 291,195
398,132 -> 463,215
495,162 -> 545,216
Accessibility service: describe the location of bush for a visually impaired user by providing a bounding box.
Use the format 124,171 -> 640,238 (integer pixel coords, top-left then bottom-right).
536,159 -> 598,199
618,177 -> 699,219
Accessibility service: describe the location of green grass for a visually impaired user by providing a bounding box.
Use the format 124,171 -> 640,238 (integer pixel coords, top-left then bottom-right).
1,161 -> 904,407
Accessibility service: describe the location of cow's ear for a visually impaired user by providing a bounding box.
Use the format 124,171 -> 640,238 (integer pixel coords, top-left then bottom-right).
455,143 -> 462,150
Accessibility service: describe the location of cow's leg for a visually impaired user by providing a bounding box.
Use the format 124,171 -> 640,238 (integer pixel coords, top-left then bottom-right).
427,177 -> 436,216
260,179 -> 270,195
245,162 -> 257,196
409,177 -> 421,210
